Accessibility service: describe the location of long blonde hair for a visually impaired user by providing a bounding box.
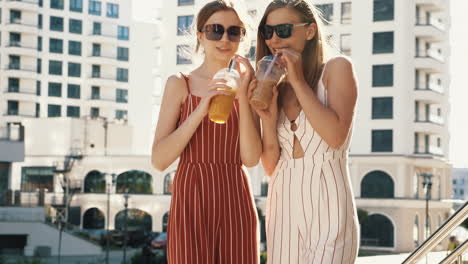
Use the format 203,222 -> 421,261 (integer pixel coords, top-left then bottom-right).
256,0 -> 329,94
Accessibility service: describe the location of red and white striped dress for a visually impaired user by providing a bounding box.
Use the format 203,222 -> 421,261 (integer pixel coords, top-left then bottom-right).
266,64 -> 359,264
167,74 -> 259,264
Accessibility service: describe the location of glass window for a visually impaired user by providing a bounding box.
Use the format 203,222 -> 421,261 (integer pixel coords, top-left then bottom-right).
117,68 -> 128,82
372,64 -> 393,87
341,2 -> 352,24
92,65 -> 100,77
49,38 -> 63,53
118,26 -> 129,40
177,45 -> 192,64
7,101 -> 19,116
177,15 -> 194,35
8,55 -> 20,70
48,104 -> 61,117
92,43 -> 101,56
117,47 -> 129,61
116,89 -> 128,103
373,31 -> 394,54
50,16 -> 64,32
361,170 -> 394,198
91,86 -> 100,99
48,60 -> 62,75
372,130 -> 393,152
50,0 -> 64,10
70,0 -> 83,12
21,167 -> 54,192
116,110 -> 127,119
178,0 -> 194,6
38,14 -> 43,29
9,32 -> 21,47
374,0 -> 394,21
68,62 -> 81,77
372,97 -> 393,119
8,78 -> 20,92
90,107 -> 99,117
68,41 -> 82,56
340,34 -> 351,55
106,3 -> 119,18
37,58 -> 42,74
10,10 -> 21,24
37,36 -> 42,51
89,0 -> 101,16
316,4 -> 333,24
67,84 -> 80,99
93,22 -> 101,35
69,19 -> 82,34
67,106 -> 80,118
48,82 -> 62,97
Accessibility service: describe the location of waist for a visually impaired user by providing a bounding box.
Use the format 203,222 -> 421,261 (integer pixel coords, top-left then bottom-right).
280,150 -> 348,163
179,161 -> 242,166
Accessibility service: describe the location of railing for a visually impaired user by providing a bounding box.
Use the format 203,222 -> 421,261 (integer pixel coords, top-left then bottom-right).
416,49 -> 445,62
415,82 -> 444,94
4,87 -> 37,94
6,41 -> 38,50
402,202 -> 467,264
414,145 -> 444,156
4,64 -> 37,72
416,17 -> 446,31
7,0 -> 39,4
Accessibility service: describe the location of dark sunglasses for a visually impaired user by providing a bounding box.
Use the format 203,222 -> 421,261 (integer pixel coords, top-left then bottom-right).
200,24 -> 246,42
259,23 -> 310,40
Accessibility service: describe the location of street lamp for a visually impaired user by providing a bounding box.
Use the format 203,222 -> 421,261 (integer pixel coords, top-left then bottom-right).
123,188 -> 130,264
421,173 -> 433,240
105,173 -> 116,264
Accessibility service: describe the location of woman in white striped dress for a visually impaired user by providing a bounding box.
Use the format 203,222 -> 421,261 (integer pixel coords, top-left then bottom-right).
249,0 -> 360,263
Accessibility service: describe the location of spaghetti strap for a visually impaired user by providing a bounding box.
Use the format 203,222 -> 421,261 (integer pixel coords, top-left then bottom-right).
179,72 -> 191,95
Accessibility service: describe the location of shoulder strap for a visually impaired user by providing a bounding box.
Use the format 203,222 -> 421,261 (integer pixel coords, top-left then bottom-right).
179,72 -> 191,95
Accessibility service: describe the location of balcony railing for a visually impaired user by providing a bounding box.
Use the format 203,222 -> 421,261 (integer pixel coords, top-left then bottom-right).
7,0 -> 39,5
0,124 -> 24,141
415,114 -> 444,125
416,49 -> 445,62
7,18 -> 38,28
4,87 -> 37,95
415,82 -> 444,94
6,41 -> 38,50
414,145 -> 444,156
416,17 -> 446,31
4,64 -> 36,72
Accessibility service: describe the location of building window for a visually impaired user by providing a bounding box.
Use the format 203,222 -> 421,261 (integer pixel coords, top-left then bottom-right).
372,64 -> 393,87
117,68 -> 128,82
37,58 -> 42,74
48,60 -> 62,75
372,129 -> 393,152
67,84 -> 80,99
116,110 -> 127,120
177,45 -> 192,64
374,0 -> 394,22
67,106 -> 80,118
373,31 -> 394,54
50,16 -> 64,32
340,34 -> 351,55
117,47 -> 129,61
36,103 -> 40,118
69,19 -> 82,34
316,4 -> 333,24
89,0 -> 101,16
341,2 -> 352,24
50,0 -> 64,10
106,3 -> 119,18
177,15 -> 194,35
68,62 -> 81,77
49,38 -> 63,53
69,41 -> 82,56
8,78 -> 20,93
116,89 -> 128,103
7,101 -> 19,116
118,26 -> 129,40
92,65 -> 100,77
93,22 -> 101,35
361,170 -> 394,198
38,14 -> 43,29
38,37 -> 42,51
70,0 -> 83,12
91,86 -> 100,99
48,82 -> 62,97
372,97 -> 393,119
10,10 -> 21,24
178,0 -> 194,6
92,43 -> 101,56
21,167 -> 54,192
48,104 -> 61,117
90,107 -> 99,117
9,32 -> 21,47
8,55 -> 20,70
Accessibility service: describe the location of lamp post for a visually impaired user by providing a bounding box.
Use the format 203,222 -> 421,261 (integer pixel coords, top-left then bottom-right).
123,188 -> 129,264
421,173 -> 433,240
105,173 -> 116,264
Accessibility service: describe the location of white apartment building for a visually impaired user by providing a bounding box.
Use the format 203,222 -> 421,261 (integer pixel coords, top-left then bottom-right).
154,0 -> 454,253
452,168 -> 468,200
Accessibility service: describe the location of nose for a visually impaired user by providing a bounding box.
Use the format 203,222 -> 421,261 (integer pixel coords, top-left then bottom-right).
220,30 -> 230,42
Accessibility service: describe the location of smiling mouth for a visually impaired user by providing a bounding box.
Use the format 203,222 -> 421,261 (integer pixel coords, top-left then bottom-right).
217,47 -> 231,52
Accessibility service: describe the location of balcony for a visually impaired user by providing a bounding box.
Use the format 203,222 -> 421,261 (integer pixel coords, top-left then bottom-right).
3,64 -> 38,79
87,53 -> 128,66
414,145 -> 444,156
88,32 -> 119,44
5,0 -> 40,11
414,119 -> 444,135
415,0 -> 446,11
415,22 -> 446,42
416,113 -> 444,125
415,49 -> 445,73
3,87 -> 38,102
5,19 -> 39,35
5,41 -> 39,57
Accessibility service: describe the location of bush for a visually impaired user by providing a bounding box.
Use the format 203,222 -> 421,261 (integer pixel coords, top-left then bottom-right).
260,251 -> 267,264
126,250 -> 167,264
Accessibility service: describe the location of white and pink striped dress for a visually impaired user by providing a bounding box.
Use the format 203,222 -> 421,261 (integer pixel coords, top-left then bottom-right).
266,64 -> 359,264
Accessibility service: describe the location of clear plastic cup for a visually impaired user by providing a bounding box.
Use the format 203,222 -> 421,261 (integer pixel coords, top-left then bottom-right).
208,67 -> 240,124
250,55 -> 286,110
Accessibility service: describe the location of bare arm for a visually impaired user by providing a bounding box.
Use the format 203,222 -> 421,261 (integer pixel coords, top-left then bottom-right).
151,75 -> 232,171
290,57 -> 358,149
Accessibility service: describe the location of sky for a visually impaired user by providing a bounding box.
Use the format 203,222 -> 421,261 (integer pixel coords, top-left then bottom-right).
132,0 -> 468,168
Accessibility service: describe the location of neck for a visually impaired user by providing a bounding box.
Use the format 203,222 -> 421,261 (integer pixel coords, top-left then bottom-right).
198,57 -> 230,78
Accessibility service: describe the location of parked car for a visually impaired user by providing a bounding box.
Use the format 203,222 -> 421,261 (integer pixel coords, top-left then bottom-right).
150,232 -> 167,250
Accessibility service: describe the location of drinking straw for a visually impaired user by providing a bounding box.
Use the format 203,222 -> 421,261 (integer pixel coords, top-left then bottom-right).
264,54 -> 278,77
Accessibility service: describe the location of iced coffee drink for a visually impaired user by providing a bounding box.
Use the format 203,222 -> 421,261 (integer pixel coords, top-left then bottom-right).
208,66 -> 240,124
250,55 -> 286,110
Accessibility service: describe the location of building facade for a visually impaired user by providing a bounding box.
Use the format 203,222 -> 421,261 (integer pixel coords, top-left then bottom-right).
452,168 -> 468,200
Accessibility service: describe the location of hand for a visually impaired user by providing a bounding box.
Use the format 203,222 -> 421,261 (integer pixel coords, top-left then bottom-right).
232,55 -> 254,101
278,48 -> 307,87
248,79 -> 279,127
197,78 -> 234,116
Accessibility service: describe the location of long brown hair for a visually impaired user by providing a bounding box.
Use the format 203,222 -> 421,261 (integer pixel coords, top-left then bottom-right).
256,0 -> 328,94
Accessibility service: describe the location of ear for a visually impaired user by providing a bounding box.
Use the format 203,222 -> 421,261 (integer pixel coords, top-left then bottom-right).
306,23 -> 317,40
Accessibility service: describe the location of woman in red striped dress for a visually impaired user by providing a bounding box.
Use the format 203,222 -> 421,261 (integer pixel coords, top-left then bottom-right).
151,1 -> 261,263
